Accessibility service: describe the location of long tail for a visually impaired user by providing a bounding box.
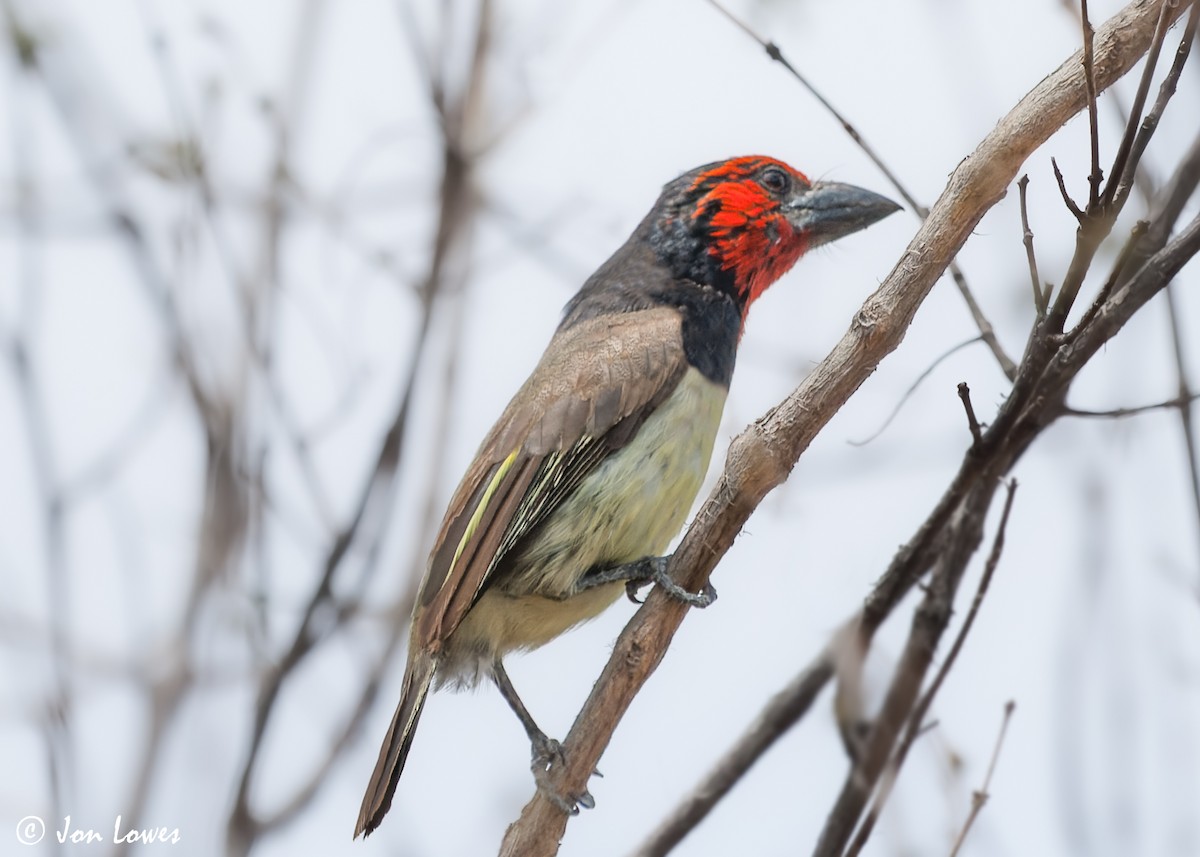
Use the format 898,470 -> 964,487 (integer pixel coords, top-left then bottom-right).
354,651 -> 437,838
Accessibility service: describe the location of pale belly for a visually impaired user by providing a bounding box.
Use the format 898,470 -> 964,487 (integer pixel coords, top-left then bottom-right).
442,367 -> 727,681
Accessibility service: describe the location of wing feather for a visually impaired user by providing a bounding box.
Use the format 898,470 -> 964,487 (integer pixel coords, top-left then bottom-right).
415,307 -> 689,646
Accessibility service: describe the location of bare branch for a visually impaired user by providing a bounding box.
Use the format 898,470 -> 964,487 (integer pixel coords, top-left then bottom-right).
1018,174 -> 1049,316
227,2 -> 493,850
1052,156 -> 1086,221
1064,392 -> 1200,418
948,269 -> 1018,380
948,701 -> 1017,857
1071,219 -> 1150,334
844,481 -> 1017,857
849,337 -> 984,447
1102,0 -> 1179,207
1081,0 -> 1104,208
1109,0 -> 1200,213
957,383 -> 984,448
495,4 -> 1191,853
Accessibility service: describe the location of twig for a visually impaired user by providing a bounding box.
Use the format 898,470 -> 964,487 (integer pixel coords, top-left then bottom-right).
948,701 -> 1017,857
1052,156 -> 1085,221
1043,199 -> 1114,335
1070,219 -> 1150,335
849,337 -> 983,447
1081,0 -> 1104,209
1018,175 -> 1048,316
814,482 -> 997,857
701,0 -> 905,197
1094,128 -> 1200,315
1102,0 -> 1179,208
1061,0 -> 1166,205
957,383 -> 984,448
1066,212 -> 1200,368
1064,392 -> 1200,418
948,270 -> 1018,380
1109,0 -> 1200,214
702,0 -> 1017,381
842,480 -> 1017,857
228,3 -> 492,852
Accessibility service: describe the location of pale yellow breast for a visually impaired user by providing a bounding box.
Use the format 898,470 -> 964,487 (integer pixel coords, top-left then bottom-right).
446,367 -> 727,667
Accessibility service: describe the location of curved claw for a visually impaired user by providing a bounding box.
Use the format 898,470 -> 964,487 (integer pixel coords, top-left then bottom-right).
651,570 -> 717,608
529,736 -> 598,815
624,581 -> 645,604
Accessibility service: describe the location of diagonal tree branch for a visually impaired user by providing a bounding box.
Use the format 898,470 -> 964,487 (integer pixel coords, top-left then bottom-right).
496,2 -> 1192,855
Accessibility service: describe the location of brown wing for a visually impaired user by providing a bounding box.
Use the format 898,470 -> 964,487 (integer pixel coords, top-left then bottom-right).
414,306 -> 689,648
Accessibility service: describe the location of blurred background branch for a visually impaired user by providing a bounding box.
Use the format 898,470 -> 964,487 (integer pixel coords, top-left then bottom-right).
1,2 -> 1198,857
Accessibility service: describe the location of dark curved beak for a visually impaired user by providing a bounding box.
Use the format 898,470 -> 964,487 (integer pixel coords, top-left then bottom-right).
783,181 -> 901,248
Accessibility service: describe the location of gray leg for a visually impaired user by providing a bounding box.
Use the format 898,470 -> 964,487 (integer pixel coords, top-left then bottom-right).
491,659 -> 595,814
579,555 -> 717,608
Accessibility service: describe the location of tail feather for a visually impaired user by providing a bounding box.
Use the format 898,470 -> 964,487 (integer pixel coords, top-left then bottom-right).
354,652 -> 437,838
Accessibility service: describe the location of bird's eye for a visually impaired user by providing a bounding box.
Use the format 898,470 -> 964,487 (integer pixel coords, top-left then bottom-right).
760,167 -> 791,194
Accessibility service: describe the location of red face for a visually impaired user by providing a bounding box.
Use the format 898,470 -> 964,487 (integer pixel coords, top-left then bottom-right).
645,156 -> 897,329
687,156 -> 814,310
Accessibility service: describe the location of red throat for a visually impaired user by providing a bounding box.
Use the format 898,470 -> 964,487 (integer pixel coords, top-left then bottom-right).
689,159 -> 811,320
708,194 -> 808,309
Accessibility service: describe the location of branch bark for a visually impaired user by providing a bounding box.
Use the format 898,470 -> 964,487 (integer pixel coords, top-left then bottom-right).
496,2 -> 1191,854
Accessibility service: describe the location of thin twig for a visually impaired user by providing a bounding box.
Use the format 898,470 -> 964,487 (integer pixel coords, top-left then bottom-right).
1052,156 -> 1085,221
1064,392 -> 1200,418
843,481 -> 1017,857
701,0 -> 906,198
1081,0 -> 1104,209
948,701 -> 1017,857
849,337 -> 984,447
1110,0 -> 1200,213
702,0 -> 1017,381
1018,175 -> 1049,316
948,270 -> 1018,380
1102,0 -> 1178,208
1070,220 -> 1150,335
1044,200 -> 1114,335
228,3 -> 492,851
957,383 -> 984,448
1060,0 -> 1162,206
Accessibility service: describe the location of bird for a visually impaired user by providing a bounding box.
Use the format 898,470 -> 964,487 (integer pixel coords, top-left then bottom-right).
355,155 -> 899,837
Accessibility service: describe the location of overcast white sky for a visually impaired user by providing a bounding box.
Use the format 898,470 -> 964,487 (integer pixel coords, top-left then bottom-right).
2,1 -> 1199,855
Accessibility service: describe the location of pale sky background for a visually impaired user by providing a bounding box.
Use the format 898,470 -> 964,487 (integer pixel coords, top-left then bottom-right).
2,1 -> 1199,856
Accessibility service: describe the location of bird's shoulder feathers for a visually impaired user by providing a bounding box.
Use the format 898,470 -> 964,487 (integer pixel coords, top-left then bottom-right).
414,306 -> 690,647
